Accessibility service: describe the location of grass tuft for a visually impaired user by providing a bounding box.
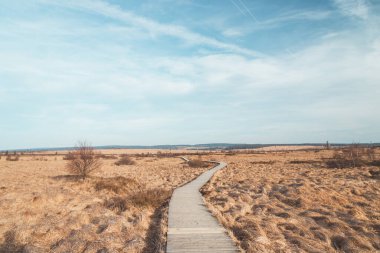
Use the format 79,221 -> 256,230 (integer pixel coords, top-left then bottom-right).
94,176 -> 140,194
115,156 -> 135,166
188,160 -> 209,168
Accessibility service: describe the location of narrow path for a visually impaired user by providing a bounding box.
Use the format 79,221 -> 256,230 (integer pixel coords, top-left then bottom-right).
166,159 -> 238,252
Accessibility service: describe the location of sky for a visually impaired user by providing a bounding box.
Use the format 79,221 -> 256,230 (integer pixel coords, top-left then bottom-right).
0,0 -> 380,149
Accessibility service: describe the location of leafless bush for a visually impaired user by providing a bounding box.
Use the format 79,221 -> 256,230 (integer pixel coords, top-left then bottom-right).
156,151 -> 177,158
65,141 -> 102,180
96,154 -> 118,160
63,152 -> 75,160
369,169 -> 380,179
188,159 -> 209,168
33,156 -> 47,161
104,197 -> 128,214
6,156 -> 19,161
289,160 -> 320,164
0,230 -> 25,253
251,161 -> 276,165
129,188 -> 172,208
104,188 -> 171,214
326,144 -> 370,168
94,176 -> 140,194
366,147 -> 376,161
115,156 -> 135,166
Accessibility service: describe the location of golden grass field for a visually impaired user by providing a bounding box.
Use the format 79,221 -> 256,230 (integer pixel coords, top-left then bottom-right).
200,149 -> 380,253
0,147 -> 379,253
0,153 -> 209,252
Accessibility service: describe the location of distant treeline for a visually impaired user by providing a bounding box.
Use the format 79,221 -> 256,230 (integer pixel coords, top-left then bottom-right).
224,143 -> 380,150
1,142 -> 379,153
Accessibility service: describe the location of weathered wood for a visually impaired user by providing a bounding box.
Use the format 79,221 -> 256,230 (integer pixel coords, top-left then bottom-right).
166,161 -> 238,253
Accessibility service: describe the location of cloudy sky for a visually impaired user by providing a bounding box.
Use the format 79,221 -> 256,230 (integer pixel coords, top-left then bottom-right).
1,0 -> 379,149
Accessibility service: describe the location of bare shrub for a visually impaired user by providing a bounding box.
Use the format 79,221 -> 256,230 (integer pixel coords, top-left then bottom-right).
94,176 -> 141,194
6,156 -> 19,161
63,152 -> 75,160
115,156 -> 135,166
368,160 -> 380,166
289,160 -> 320,164
366,147 -> 376,161
251,161 -> 276,165
188,159 -> 209,168
104,197 -> 128,214
129,188 -> 172,208
0,230 -> 25,253
104,189 -> 171,213
156,151 -> 178,158
96,154 -> 118,160
369,169 -> 380,179
326,144 -> 367,168
65,141 -> 102,180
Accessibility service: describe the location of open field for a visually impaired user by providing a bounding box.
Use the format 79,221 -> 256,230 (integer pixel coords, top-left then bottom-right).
200,149 -> 380,252
1,147 -> 379,252
0,153 -> 210,252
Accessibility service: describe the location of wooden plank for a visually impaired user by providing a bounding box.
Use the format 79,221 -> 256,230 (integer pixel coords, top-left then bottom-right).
166,161 -> 238,252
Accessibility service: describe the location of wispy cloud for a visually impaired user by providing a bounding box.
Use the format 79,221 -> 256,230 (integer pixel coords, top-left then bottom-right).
0,0 -> 379,148
333,0 -> 369,19
229,0 -> 258,23
221,9 -> 331,37
39,0 -> 261,57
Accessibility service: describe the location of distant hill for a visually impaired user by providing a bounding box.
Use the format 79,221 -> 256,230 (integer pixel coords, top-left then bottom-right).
1,142 -> 379,153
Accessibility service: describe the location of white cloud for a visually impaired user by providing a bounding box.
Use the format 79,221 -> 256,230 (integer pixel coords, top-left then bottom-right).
152,30 -> 380,121
222,28 -> 245,37
1,0 -> 379,148
39,0 -> 261,57
333,0 -> 369,19
218,10 -> 331,37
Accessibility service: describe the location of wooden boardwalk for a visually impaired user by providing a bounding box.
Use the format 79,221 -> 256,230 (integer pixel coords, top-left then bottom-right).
166,160 -> 238,253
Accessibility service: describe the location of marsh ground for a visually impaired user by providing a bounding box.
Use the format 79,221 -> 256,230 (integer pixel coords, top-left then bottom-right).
0,153 -> 209,252
200,149 -> 380,253
1,147 -> 379,253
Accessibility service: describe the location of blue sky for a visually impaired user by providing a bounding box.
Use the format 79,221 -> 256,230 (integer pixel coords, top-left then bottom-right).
1,0 -> 379,149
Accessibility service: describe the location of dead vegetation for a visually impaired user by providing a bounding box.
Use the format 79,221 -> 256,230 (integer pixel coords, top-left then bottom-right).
94,176 -> 141,194
104,196 -> 128,214
115,155 -> 135,166
5,156 -> 19,161
129,189 -> 172,208
96,154 -> 118,160
326,144 -> 377,169
104,189 -> 172,215
0,230 -> 25,253
0,153 -> 209,252
187,159 -> 209,168
202,149 -> 380,253
66,141 -> 102,180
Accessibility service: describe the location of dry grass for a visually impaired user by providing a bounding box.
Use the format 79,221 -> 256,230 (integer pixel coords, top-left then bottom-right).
129,189 -> 172,208
187,159 -> 209,168
94,176 -> 141,194
115,155 -> 135,166
0,154 -> 209,252
5,156 -> 19,161
95,154 -> 118,160
2,147 -> 379,252
202,149 -> 380,253
326,145 -> 377,169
